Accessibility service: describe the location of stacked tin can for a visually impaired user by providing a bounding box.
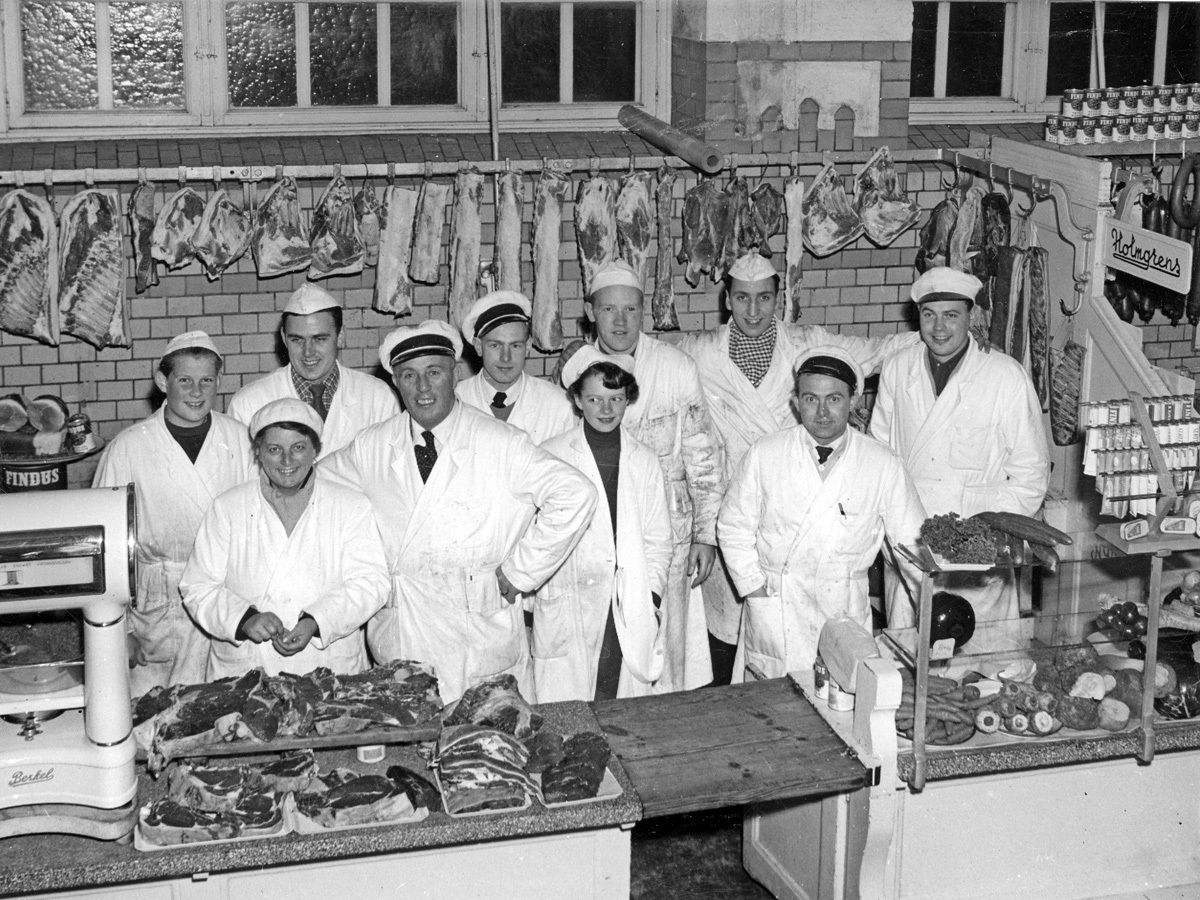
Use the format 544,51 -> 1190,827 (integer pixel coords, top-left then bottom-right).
1046,83 -> 1200,146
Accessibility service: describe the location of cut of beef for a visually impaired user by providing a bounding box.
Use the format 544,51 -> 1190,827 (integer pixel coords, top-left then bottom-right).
189,189 -> 253,280
168,761 -> 257,813
539,732 -> 611,803
801,166 -> 864,257
0,189 -> 59,346
257,750 -> 319,793
651,168 -> 679,331
295,768 -> 415,828
524,729 -> 565,774
448,169 -> 485,332
443,674 -> 542,738
151,188 -> 205,270
58,188 -> 129,349
494,171 -> 524,292
354,182 -> 382,266
854,147 -> 921,248
252,176 -> 311,279
408,178 -> 452,284
531,166 -> 571,352
677,178 -> 729,287
309,175 -> 365,279
386,764 -> 442,812
575,174 -> 618,294
127,181 -> 159,294
615,171 -> 654,287
373,186 -> 419,315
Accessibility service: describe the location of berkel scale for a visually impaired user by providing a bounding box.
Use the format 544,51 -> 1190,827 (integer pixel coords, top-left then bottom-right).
0,486 -> 138,841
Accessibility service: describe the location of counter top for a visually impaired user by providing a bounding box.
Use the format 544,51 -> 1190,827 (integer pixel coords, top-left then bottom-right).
0,701 -> 640,898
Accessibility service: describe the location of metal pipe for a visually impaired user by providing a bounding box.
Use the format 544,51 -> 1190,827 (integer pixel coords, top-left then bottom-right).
617,105 -> 725,174
484,0 -> 502,161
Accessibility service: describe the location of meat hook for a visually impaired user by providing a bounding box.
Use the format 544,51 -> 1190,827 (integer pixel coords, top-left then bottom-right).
84,168 -> 94,188
589,157 -> 600,179
628,152 -> 636,176
275,165 -> 284,182
790,150 -> 800,178
43,170 -> 54,211
178,166 -> 187,187
730,153 -> 739,177
211,165 -> 221,188
13,171 -> 23,188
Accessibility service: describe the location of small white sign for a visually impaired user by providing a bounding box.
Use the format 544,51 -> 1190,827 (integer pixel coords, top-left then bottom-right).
1104,221 -> 1193,293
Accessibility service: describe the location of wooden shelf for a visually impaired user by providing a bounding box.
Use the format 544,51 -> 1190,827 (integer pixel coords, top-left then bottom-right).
1053,139 -> 1195,158
1095,521 -> 1200,555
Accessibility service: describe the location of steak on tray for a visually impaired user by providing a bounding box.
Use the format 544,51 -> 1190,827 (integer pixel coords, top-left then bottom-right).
295,768 -> 417,828
443,674 -> 542,739
540,732 -> 611,804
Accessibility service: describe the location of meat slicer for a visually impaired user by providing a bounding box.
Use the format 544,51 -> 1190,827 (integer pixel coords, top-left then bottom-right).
0,486 -> 138,840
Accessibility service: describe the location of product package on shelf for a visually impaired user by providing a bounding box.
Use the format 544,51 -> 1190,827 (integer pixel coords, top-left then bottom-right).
1048,83 -> 1200,146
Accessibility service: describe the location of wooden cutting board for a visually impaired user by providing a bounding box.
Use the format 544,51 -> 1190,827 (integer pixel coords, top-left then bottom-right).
592,678 -> 869,818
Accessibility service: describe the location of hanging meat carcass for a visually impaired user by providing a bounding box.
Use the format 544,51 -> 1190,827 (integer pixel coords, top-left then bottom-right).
0,190 -> 59,346
651,167 -> 679,331
989,246 -> 1024,353
575,174 -> 618,295
676,177 -> 728,287
784,173 -> 804,322
855,147 -> 921,247
408,178 -> 452,285
616,171 -> 654,288
748,183 -> 785,257
1025,246 -> 1049,406
714,175 -> 751,281
494,172 -> 524,293
128,181 -> 159,294
190,189 -> 252,281
309,175 -> 364,280
448,169 -> 484,333
914,196 -> 959,274
59,188 -> 129,349
980,192 -> 1011,278
802,165 -> 864,257
355,183 -> 382,267
151,187 -> 206,270
252,177 -> 311,279
948,185 -> 986,277
531,166 -> 571,352
373,185 -> 419,316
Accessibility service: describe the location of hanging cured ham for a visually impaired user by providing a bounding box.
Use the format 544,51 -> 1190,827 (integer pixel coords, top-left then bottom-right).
575,174 -> 617,295
616,171 -> 653,287
190,190 -> 252,281
408,179 -> 452,285
494,172 -> 524,292
448,169 -> 484,332
1026,245 -> 1050,405
748,183 -> 785,257
151,188 -> 206,270
676,177 -> 728,287
801,165 -> 864,257
252,177 -> 310,279
309,175 -> 364,280
784,174 -> 804,322
0,190 -> 58,346
128,181 -> 159,294
355,183 -> 382,267
651,167 -> 679,331
373,185 -> 419,316
58,188 -> 129,349
855,148 -> 921,247
532,166 -> 571,352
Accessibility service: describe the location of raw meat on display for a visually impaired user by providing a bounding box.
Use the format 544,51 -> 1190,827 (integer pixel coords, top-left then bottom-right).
151,188 -> 206,270
914,196 -> 959,274
1025,246 -> 1049,405
408,178 -> 452,284
58,188 -> 129,348
615,171 -> 654,287
190,190 -> 252,281
576,174 -> 618,294
386,764 -> 442,812
494,172 -> 524,292
651,167 -> 679,331
448,169 -> 484,332
436,724 -> 538,815
715,175 -> 751,280
748,182 -> 785,257
373,185 -> 419,315
801,165 -> 864,257
443,673 -> 543,738
354,182 -> 382,266
309,175 -> 365,279
252,176 -> 311,278
0,189 -> 59,345
0,395 -> 28,432
295,769 -> 415,828
531,166 -> 571,351
677,177 -> 729,287
948,185 -> 986,278
127,181 -> 159,294
854,148 -> 921,247
980,192 -> 1011,278
784,174 -> 805,321
539,731 -> 611,803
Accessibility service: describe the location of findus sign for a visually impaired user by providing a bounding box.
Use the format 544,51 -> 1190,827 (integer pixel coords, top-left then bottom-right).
0,464 -> 65,493
1104,221 -> 1193,294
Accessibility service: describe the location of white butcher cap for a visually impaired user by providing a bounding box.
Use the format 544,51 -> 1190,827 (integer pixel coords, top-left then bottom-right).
560,344 -> 636,388
249,398 -> 324,440
728,251 -> 778,284
379,319 -> 463,371
284,283 -> 341,316
462,290 -> 532,341
588,260 -> 643,297
793,345 -> 864,397
911,267 -> 982,306
161,330 -> 221,362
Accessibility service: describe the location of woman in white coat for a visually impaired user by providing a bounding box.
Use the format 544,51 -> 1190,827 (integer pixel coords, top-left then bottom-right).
182,399 -> 390,678
533,347 -> 672,701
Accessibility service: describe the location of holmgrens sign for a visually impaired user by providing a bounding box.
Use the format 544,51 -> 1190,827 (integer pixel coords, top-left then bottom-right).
1105,221 -> 1193,293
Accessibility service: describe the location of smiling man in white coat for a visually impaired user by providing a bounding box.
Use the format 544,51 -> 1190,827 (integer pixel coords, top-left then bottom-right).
92,331 -> 253,695
677,251 -> 921,683
718,347 -> 926,680
324,320 -> 597,703
870,267 -> 1050,635
227,283 -> 399,458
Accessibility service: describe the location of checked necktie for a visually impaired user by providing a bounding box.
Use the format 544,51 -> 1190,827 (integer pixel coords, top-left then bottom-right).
816,445 -> 833,466
415,430 -> 437,483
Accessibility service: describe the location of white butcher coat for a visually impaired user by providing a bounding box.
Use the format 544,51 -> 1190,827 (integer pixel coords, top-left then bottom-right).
533,423 -> 672,702
457,371 -> 577,445
870,339 -> 1050,631
718,426 -> 926,679
181,472 -> 390,678
227,362 -> 399,458
91,408 -> 254,695
324,402 -> 597,703
677,324 -> 921,643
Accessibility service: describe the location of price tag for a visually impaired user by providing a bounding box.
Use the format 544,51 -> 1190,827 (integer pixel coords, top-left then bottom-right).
931,638 -> 956,660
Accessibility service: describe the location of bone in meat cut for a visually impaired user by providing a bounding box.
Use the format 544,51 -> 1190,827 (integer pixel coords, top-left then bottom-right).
801,165 -> 864,257
616,170 -> 654,288
676,177 -> 728,287
373,185 -> 419,316
309,175 -> 364,280
575,174 -> 618,295
784,174 -> 805,322
190,189 -> 253,281
151,188 -> 206,270
494,172 -> 524,292
252,176 -> 311,279
0,189 -> 59,345
914,196 -> 959,274
748,183 -> 785,257
532,167 -> 571,352
128,181 -> 159,294
714,175 -> 751,280
651,167 -> 679,331
355,182 -> 382,266
448,169 -> 484,332
58,188 -> 129,349
408,178 -> 452,285
854,147 -> 921,247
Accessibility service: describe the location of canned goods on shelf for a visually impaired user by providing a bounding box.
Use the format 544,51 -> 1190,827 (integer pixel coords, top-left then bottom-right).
1119,87 -> 1141,116
1062,88 -> 1085,117
1097,116 -> 1114,143
1154,87 -> 1174,114
1173,84 -> 1190,113
1185,113 -> 1200,140
1166,113 -> 1184,141
1190,84 -> 1200,113
1113,116 -> 1132,142
1149,114 -> 1168,141
1102,88 -> 1122,116
1045,115 -> 1061,143
1131,114 -> 1150,140
1138,86 -> 1157,114
1078,117 -> 1098,144
1084,89 -> 1103,115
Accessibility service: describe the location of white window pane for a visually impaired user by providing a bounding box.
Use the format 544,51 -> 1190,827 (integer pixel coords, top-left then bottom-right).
389,2 -> 458,105
21,0 -> 98,110
310,2 -> 377,106
227,2 -> 298,108
110,2 -> 184,108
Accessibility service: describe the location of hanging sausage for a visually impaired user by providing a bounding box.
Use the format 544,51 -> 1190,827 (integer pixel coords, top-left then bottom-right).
1025,246 -> 1049,405
1049,339 -> 1086,446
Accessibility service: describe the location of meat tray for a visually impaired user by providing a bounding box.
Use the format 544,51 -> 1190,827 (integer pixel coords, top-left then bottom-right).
134,812 -> 290,852
284,793 -> 430,834
433,770 -> 533,819
534,767 -> 623,809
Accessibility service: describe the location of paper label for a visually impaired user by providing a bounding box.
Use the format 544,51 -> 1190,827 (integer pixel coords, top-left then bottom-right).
931,638 -> 956,660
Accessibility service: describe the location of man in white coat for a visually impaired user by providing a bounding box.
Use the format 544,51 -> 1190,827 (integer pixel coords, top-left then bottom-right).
324,320 -> 598,703
677,251 -> 921,683
718,347 -> 926,680
457,290 -> 576,444
92,331 -> 253,695
227,283 -> 399,458
870,267 -> 1050,634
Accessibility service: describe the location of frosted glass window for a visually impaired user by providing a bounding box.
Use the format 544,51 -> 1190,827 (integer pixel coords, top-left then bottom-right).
111,3 -> 184,108
20,1 -> 99,110
310,3 -> 377,106
226,2 -> 298,107
573,3 -> 636,102
390,2 -> 457,105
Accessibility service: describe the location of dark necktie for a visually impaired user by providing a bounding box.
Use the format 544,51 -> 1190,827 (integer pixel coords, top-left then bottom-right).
816,445 -> 834,465
415,430 -> 437,483
491,391 -> 507,409
307,384 -> 328,421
